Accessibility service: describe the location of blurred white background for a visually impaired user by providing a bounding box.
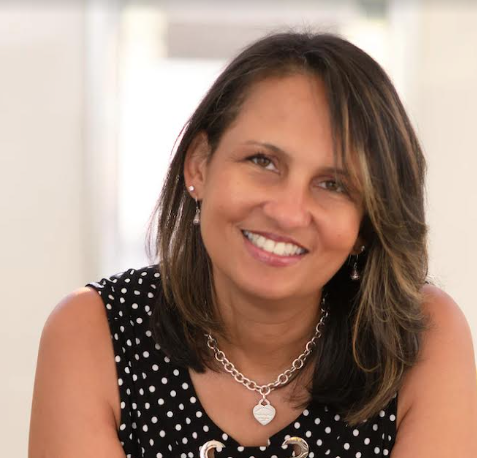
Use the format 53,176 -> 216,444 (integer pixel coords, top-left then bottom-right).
1,0 -> 476,455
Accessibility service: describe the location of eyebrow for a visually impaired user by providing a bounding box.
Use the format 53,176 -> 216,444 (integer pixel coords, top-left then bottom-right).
243,140 -> 350,178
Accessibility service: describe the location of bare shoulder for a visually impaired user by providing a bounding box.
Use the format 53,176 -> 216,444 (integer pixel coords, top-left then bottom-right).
393,284 -> 477,457
29,287 -> 124,458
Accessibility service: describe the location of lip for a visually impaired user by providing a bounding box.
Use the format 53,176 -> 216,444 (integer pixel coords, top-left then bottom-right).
242,229 -> 308,251
241,231 -> 307,267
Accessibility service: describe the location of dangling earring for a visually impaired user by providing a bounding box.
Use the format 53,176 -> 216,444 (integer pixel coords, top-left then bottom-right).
350,245 -> 365,281
193,200 -> 201,225
188,185 -> 201,225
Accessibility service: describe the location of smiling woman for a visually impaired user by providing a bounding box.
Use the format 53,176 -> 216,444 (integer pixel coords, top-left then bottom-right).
29,32 -> 477,458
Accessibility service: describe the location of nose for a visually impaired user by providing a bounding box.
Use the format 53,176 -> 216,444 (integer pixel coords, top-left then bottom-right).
261,181 -> 312,229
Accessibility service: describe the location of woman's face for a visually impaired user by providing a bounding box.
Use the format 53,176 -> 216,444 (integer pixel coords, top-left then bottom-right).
185,73 -> 364,304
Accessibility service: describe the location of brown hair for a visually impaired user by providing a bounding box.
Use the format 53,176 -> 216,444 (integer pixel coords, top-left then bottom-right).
146,31 -> 430,425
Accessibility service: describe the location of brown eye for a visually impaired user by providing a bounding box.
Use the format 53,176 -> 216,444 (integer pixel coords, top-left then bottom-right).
318,180 -> 347,194
248,153 -> 277,171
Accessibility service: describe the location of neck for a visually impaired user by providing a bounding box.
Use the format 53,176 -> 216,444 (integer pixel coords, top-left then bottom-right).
210,278 -> 323,384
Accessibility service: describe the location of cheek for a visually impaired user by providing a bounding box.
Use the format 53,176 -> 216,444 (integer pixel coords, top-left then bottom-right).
321,207 -> 362,249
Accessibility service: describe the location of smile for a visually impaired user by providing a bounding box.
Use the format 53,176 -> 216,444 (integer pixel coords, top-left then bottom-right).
242,230 -> 307,257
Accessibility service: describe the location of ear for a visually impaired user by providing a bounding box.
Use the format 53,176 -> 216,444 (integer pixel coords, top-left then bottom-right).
183,131 -> 210,200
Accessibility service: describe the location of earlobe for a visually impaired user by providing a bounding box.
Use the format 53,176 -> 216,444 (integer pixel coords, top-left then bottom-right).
351,240 -> 366,256
183,131 -> 210,199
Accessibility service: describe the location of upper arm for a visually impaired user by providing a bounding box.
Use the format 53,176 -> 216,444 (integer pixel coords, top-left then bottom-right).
28,288 -> 125,458
392,285 -> 477,457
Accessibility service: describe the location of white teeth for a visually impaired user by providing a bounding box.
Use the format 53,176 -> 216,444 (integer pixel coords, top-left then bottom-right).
242,230 -> 306,256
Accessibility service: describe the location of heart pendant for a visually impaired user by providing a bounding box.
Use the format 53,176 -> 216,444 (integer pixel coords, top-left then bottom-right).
252,399 -> 276,425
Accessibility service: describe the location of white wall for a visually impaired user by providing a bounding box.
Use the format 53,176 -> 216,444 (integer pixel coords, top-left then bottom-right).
0,5 -> 86,457
416,3 -> 477,335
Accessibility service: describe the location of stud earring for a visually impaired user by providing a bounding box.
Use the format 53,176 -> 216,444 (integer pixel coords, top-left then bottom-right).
350,245 -> 365,281
188,185 -> 195,192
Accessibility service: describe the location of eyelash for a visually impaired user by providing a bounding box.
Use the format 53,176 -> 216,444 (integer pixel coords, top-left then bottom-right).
246,152 -> 348,194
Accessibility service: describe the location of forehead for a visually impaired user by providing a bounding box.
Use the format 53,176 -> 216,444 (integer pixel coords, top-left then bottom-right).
219,73 -> 337,163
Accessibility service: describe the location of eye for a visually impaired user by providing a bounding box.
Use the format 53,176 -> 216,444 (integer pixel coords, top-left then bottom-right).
317,179 -> 347,194
247,153 -> 278,172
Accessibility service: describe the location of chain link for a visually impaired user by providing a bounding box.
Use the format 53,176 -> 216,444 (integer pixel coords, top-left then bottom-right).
206,299 -> 329,397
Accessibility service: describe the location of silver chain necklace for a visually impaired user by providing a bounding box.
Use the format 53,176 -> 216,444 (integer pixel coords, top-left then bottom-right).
205,297 -> 328,426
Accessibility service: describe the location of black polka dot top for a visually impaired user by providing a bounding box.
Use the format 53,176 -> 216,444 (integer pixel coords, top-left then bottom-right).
86,265 -> 398,458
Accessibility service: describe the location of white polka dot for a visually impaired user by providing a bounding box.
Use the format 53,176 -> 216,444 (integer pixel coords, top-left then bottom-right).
182,382 -> 189,389
159,430 -> 165,437
158,398 -> 164,405
305,431 -> 312,438
149,386 -> 155,392
374,447 -> 380,454
294,422 -> 300,429
353,429 -> 359,436
364,438 -> 371,445
175,424 -> 182,431
325,427 -> 331,433
166,411 -> 173,418
344,443 -> 350,450
161,377 -> 168,384
334,414 -> 341,421
390,414 -> 396,421
152,364 -> 159,371
314,417 -> 321,424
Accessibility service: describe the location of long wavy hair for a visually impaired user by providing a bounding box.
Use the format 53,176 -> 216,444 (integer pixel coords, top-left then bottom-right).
146,31 -> 430,425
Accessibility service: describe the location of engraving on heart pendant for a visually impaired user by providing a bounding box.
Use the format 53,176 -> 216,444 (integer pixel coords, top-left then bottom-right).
252,399 -> 276,425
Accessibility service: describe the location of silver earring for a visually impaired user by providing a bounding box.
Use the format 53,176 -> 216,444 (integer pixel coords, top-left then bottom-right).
187,185 -> 200,225
193,199 -> 200,225
350,245 -> 365,281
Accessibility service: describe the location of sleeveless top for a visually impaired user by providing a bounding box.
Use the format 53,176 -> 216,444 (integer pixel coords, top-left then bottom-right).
86,265 -> 398,458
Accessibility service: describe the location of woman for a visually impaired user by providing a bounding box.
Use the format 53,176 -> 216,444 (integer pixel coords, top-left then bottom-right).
29,32 -> 477,457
